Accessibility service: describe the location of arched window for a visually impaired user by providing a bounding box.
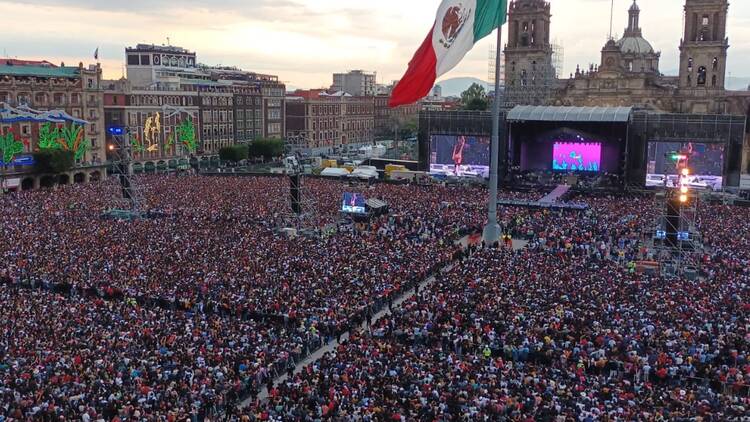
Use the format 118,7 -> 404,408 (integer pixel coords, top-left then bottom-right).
521,70 -> 528,87
697,66 -> 707,85
712,57 -> 718,70
687,58 -> 693,70
712,75 -> 717,87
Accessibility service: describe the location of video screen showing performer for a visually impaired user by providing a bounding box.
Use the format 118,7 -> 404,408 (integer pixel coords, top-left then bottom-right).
646,142 -> 725,189
430,135 -> 490,178
342,192 -> 366,214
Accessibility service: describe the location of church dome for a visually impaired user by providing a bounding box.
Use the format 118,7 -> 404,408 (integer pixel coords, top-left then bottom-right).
616,1 -> 655,55
616,35 -> 654,55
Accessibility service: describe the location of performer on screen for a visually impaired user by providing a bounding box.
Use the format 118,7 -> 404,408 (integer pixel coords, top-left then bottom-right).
452,136 -> 467,176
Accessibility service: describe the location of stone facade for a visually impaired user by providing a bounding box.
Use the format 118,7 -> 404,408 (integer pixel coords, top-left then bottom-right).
509,0 -> 750,118
0,61 -> 106,164
504,0 -> 555,106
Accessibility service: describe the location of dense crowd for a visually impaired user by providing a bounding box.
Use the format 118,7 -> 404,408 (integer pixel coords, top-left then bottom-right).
249,195 -> 749,421
1,174 -> 748,420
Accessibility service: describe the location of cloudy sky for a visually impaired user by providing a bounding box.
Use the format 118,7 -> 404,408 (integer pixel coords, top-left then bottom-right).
1,0 -> 749,88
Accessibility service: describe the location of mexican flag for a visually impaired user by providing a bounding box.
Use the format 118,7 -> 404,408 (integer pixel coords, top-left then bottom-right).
389,0 -> 507,107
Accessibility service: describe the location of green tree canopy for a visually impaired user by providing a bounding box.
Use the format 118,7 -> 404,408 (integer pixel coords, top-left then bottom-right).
460,83 -> 489,111
219,144 -> 249,163
249,138 -> 284,161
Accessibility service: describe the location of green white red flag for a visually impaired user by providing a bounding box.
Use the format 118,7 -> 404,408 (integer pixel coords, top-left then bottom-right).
389,0 -> 508,107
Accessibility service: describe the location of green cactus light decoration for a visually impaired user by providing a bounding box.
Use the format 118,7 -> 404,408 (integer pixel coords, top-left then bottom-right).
0,132 -> 24,165
176,118 -> 198,153
38,122 -> 91,161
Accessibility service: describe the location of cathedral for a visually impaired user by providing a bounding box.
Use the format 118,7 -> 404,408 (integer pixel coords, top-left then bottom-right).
504,0 -> 750,116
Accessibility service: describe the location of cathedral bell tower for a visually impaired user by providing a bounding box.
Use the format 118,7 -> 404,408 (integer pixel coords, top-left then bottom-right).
679,0 -> 729,90
504,0 -> 555,106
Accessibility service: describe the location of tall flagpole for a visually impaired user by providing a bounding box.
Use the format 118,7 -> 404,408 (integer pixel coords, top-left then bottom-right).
483,20 -> 504,246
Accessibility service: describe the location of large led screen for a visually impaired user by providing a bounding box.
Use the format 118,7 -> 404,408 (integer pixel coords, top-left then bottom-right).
646,142 -> 724,189
342,192 -> 366,214
552,142 -> 602,172
430,135 -> 490,178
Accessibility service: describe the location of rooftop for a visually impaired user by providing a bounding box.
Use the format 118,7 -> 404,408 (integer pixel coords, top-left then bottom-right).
126,44 -> 195,55
0,65 -> 80,78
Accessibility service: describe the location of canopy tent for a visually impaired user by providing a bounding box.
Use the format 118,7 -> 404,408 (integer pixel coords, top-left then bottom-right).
508,106 -> 633,123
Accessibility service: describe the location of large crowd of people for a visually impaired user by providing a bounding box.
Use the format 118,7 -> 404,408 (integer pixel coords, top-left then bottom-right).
0,174 -> 747,420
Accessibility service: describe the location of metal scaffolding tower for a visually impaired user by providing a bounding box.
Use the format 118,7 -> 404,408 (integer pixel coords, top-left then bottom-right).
488,44 -> 505,89
551,40 -> 565,79
647,189 -> 702,278
275,154 -> 320,234
106,129 -> 146,219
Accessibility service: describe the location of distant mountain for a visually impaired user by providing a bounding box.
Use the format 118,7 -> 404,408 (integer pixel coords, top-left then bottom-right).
435,77 -> 491,97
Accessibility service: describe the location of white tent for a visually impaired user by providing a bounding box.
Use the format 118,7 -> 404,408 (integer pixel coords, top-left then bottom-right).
349,166 -> 379,180
320,167 -> 351,177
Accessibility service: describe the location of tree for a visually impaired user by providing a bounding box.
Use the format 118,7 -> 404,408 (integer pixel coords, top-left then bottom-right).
460,83 -> 489,111
33,150 -> 75,173
219,145 -> 249,163
249,138 -> 284,161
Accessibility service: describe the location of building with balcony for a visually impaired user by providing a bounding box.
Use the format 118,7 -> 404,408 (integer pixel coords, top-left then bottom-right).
0,60 -> 106,165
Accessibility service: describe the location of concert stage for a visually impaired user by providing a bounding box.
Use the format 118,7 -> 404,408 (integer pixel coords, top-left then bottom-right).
418,106 -> 746,188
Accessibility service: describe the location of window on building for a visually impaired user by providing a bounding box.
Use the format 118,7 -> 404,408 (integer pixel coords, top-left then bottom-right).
688,58 -> 693,70
702,15 -> 709,26
712,57 -> 718,70
127,55 -> 140,66
21,124 -> 30,136
697,66 -> 707,85
712,75 -> 717,87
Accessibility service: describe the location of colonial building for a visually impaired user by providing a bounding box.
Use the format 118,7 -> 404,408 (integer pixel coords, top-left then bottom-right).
508,0 -> 749,117
0,60 -> 107,164
504,0 -> 556,106
105,44 -> 286,162
286,90 -> 375,154
103,78 -> 204,161
208,67 -> 286,140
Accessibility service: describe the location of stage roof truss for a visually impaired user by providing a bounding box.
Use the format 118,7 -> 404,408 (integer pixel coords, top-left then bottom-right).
507,105 -> 633,123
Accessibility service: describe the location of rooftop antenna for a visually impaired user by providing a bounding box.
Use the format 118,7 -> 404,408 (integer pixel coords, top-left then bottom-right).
166,37 -> 171,46
609,0 -> 615,40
